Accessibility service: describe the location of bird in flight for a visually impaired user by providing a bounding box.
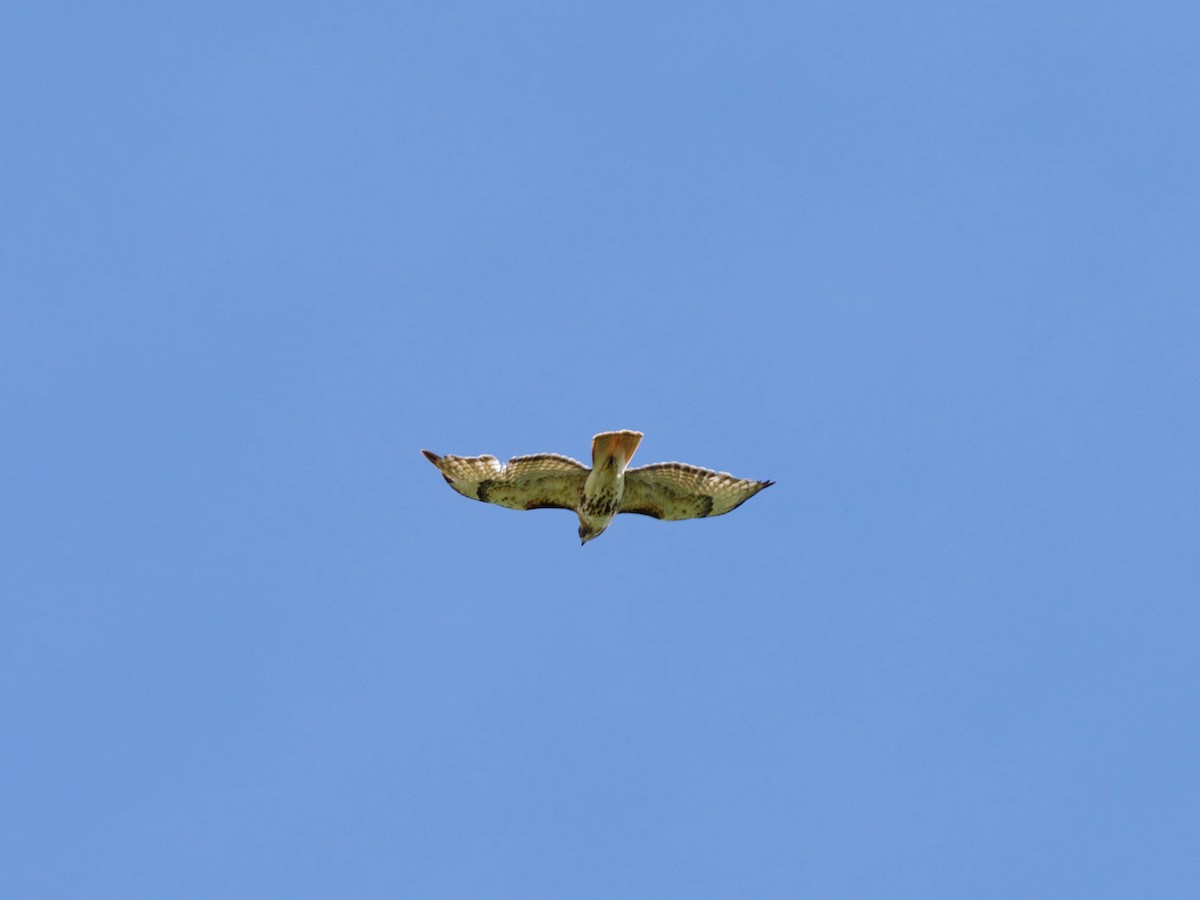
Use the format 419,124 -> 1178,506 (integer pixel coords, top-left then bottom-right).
421,430 -> 773,544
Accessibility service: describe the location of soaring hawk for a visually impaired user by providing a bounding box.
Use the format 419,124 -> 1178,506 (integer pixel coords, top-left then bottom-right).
421,430 -> 773,544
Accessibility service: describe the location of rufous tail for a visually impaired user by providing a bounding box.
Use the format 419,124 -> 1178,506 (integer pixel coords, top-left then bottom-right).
592,430 -> 643,467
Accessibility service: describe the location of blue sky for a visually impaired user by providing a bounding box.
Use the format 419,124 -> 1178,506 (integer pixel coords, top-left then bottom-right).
3,2 -> 1198,897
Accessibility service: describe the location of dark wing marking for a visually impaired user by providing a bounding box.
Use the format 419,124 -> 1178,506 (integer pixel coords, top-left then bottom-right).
421,450 -> 588,511
619,462 -> 773,520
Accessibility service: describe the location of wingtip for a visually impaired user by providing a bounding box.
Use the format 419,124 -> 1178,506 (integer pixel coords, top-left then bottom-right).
421,449 -> 440,464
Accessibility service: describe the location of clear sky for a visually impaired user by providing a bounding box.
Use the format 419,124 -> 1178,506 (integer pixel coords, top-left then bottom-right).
3,2 -> 1198,897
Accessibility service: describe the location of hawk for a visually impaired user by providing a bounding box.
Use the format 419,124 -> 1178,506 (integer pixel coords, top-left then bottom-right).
421,430 -> 773,544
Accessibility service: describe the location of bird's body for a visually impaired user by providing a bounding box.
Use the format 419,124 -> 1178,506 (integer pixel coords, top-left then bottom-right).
421,430 -> 773,544
577,430 -> 643,541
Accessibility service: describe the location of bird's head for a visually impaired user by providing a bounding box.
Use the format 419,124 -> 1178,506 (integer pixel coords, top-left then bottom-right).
578,523 -> 605,546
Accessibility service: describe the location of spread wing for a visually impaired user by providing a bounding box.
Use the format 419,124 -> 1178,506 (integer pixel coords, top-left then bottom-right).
421,450 -> 588,511
619,462 -> 773,520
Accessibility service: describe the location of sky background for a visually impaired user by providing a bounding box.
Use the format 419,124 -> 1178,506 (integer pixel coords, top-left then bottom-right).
3,2 -> 1198,897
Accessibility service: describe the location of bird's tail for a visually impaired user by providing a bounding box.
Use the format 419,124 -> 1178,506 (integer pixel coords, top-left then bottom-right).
592,430 -> 643,468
